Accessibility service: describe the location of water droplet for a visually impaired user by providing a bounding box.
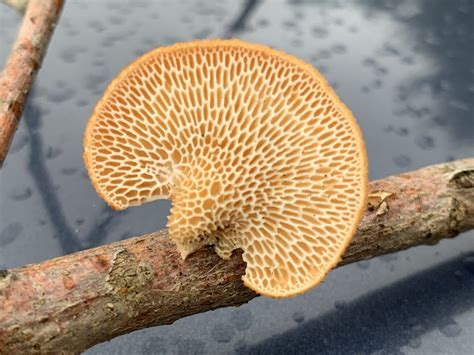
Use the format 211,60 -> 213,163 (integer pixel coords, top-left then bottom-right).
317,49 -> 331,60
311,26 -> 328,38
231,308 -> 253,331
61,167 -> 78,176
193,28 -> 212,39
432,115 -> 447,127
348,25 -> 358,33
84,73 -> 109,93
9,186 -> 32,201
91,58 -> 104,67
356,260 -> 370,269
380,42 -> 399,57
101,34 -> 123,48
362,57 -> 376,67
283,20 -> 297,29
47,86 -> 75,103
389,126 -> 409,136
60,46 -> 84,64
180,15 -> 192,24
408,337 -> 422,349
211,322 -> 234,343
371,79 -> 383,89
0,222 -> 22,247
87,20 -> 105,33
439,322 -> 462,338
463,256 -> 474,274
401,56 -> 415,65
292,311 -> 305,323
76,99 -> 89,107
393,155 -> 411,168
256,18 -> 269,27
109,15 -> 124,26
46,146 -> 62,160
66,29 -> 78,37
415,135 -> 435,150
331,44 -> 347,54
374,66 -> 388,76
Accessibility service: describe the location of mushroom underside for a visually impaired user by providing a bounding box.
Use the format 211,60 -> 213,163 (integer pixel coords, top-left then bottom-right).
84,40 -> 367,297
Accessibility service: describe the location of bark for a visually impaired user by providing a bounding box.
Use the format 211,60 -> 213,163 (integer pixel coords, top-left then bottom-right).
0,158 -> 473,353
0,0 -> 64,165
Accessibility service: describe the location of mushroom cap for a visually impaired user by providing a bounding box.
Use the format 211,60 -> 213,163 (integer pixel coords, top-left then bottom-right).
84,39 -> 368,298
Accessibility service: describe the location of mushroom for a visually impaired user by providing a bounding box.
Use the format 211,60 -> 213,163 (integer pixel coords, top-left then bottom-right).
83,39 -> 368,298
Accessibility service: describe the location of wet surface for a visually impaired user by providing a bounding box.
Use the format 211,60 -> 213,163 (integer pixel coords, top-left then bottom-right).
0,0 -> 473,354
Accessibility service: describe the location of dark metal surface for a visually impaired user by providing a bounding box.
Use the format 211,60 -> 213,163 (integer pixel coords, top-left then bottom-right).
0,0 -> 473,354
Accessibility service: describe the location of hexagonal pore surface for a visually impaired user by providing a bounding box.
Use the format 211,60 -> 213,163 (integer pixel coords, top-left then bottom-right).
84,40 -> 367,297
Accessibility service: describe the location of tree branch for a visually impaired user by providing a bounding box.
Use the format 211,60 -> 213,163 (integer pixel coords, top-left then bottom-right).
0,158 -> 473,353
0,0 -> 64,165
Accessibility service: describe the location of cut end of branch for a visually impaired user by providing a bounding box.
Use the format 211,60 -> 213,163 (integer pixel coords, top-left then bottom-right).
1,0 -> 28,13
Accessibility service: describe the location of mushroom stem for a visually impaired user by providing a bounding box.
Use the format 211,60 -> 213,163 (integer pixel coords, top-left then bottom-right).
0,0 -> 64,165
1,158 -> 473,353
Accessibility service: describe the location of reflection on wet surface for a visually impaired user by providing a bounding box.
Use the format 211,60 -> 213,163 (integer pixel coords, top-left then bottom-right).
237,253 -> 474,354
0,0 -> 473,354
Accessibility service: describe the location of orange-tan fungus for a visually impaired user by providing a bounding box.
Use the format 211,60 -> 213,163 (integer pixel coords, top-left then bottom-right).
83,39 -> 368,298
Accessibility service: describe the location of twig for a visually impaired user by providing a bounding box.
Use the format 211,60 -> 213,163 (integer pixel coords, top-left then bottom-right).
0,158 -> 473,353
1,0 -> 28,13
0,0 -> 64,165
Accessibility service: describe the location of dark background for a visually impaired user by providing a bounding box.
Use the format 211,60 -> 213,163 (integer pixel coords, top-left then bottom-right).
1,0 -> 473,354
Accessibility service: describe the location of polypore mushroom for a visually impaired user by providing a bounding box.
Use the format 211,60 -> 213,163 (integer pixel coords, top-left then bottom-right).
83,39 -> 368,298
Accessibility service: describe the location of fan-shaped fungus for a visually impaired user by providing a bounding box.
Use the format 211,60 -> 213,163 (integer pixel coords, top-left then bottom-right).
83,39 -> 368,298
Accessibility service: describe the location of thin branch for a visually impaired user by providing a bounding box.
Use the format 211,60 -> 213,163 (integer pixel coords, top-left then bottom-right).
1,0 -> 28,13
0,158 -> 473,353
0,0 -> 64,165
